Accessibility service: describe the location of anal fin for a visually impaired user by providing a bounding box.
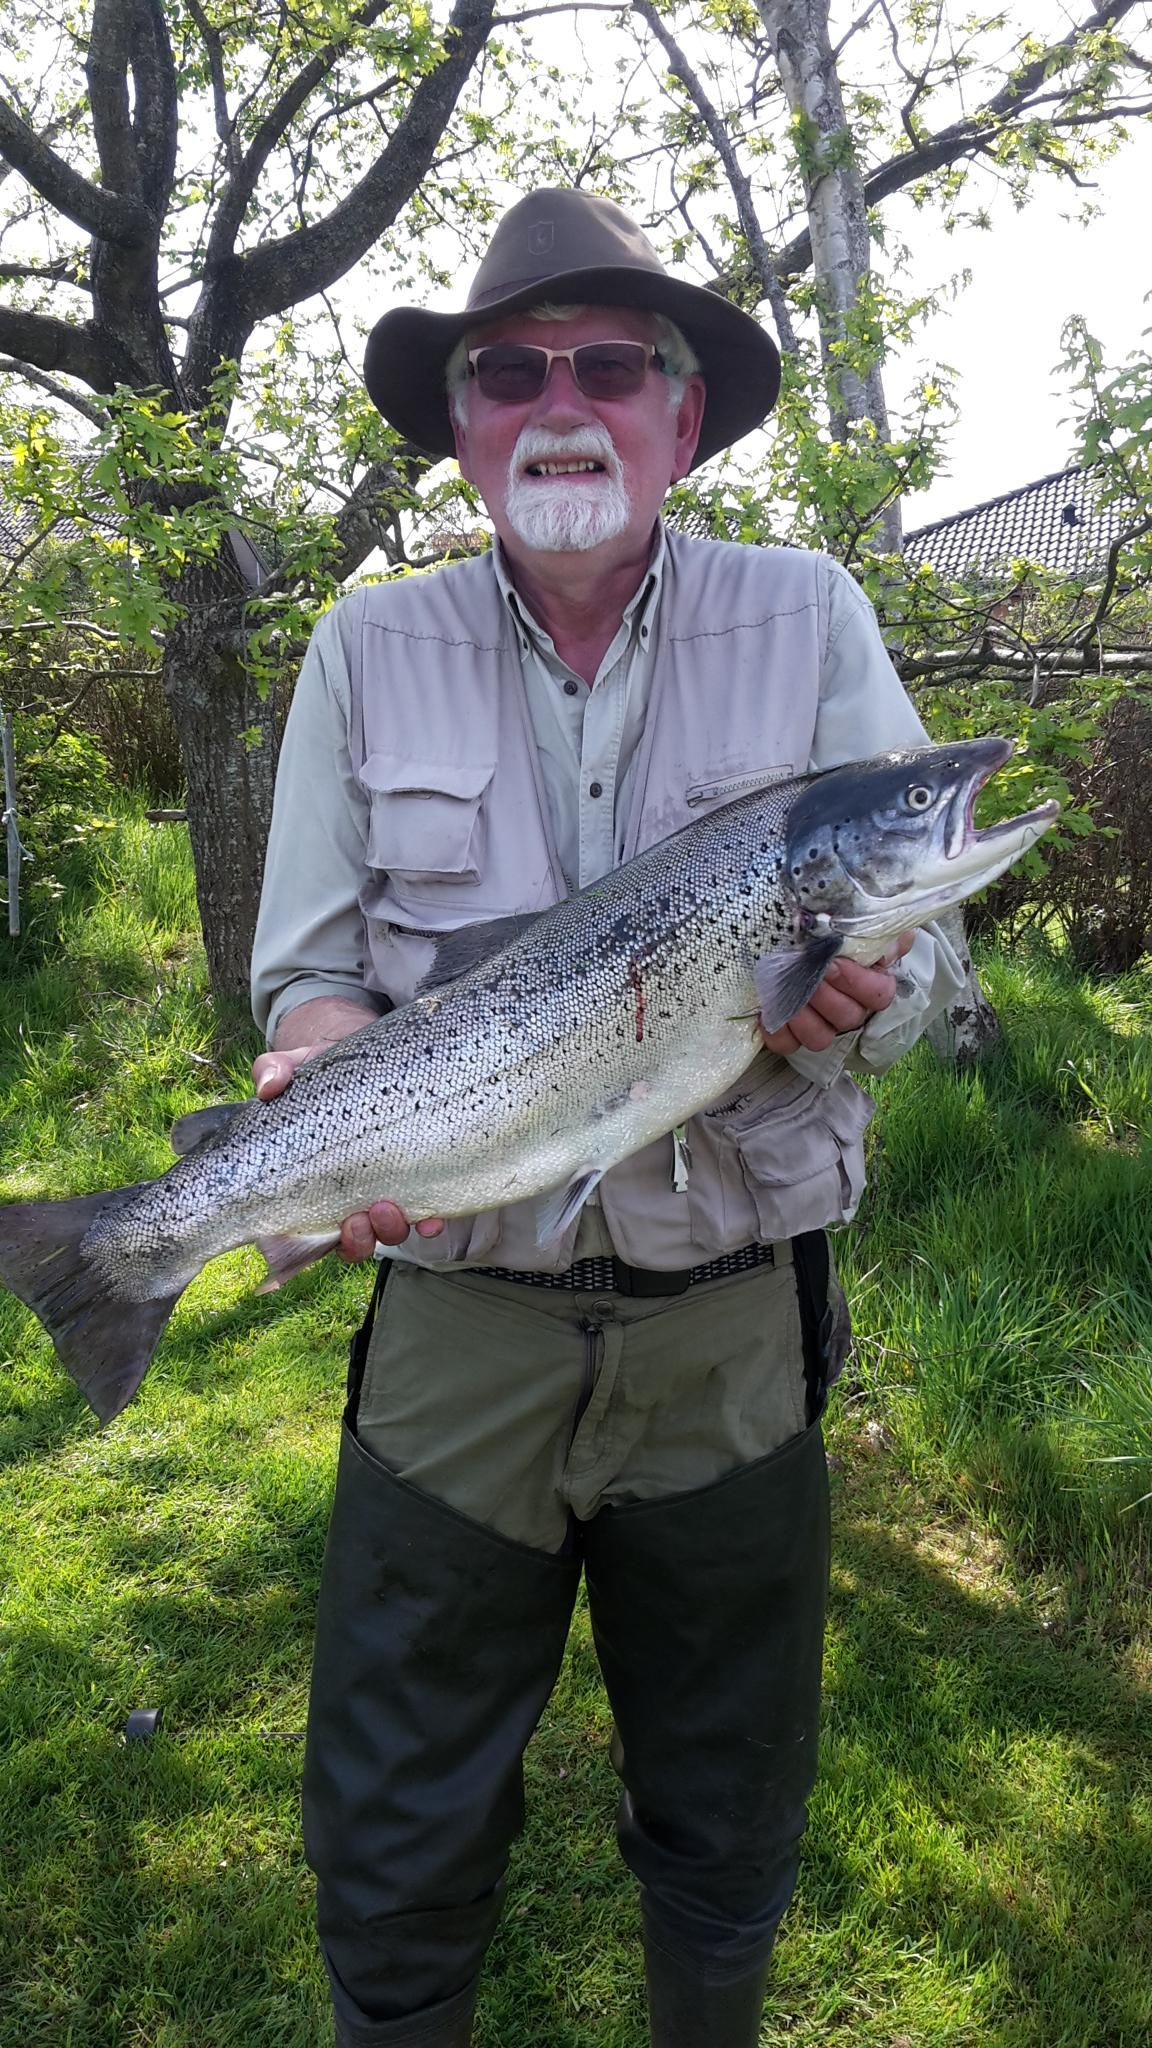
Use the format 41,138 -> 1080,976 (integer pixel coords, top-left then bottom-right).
255,1230 -> 342,1294
534,1170 -> 604,1248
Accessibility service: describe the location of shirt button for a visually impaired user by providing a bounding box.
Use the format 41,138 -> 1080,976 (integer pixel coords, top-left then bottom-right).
589,781 -> 603,799
563,679 -> 579,696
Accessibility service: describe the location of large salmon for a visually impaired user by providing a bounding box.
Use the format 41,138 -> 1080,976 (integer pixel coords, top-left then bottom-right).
0,737 -> 1056,1419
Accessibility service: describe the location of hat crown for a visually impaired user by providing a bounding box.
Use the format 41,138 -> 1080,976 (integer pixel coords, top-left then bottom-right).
468,189 -> 666,312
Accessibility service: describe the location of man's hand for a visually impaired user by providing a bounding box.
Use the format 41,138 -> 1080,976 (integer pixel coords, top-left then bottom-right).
761,930 -> 917,1056
252,1000 -> 445,1261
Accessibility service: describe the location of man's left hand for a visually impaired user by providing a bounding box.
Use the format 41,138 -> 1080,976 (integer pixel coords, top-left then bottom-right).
761,929 -> 917,1055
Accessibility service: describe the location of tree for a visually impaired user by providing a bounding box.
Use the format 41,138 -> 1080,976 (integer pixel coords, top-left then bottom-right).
619,0 -> 1151,1051
0,0 -> 507,1003
1,0 -> 1149,1017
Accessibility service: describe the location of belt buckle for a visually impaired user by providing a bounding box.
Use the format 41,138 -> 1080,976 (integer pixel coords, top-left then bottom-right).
611,1256 -> 691,1298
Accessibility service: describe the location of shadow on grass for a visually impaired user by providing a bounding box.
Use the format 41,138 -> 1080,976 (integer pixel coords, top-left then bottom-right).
5,1472 -> 1148,2047
0,1254 -> 362,1475
0,1377 -> 93,1467
803,1506 -> 1152,2044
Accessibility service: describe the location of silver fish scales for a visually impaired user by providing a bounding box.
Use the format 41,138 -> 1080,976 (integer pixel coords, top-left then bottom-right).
0,738 -> 1057,1420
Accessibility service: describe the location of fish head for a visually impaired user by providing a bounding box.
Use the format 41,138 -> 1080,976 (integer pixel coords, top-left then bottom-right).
782,738 -> 1060,948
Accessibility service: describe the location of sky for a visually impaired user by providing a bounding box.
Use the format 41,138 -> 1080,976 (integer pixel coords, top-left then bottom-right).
892,122 -> 1152,530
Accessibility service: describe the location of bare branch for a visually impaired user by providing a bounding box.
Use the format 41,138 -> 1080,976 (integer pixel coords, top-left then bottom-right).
632,0 -> 798,351
85,0 -> 142,202
897,644 -> 1152,683
184,0 -> 238,169
1071,514 -> 1152,650
714,0 -> 1150,290
0,260 -> 90,290
0,92 -> 151,246
0,619 -> 127,641
829,0 -> 884,62
0,304 -> 140,392
0,355 -> 108,425
197,0 -> 395,281
491,2 -> 625,17
187,0 -> 497,392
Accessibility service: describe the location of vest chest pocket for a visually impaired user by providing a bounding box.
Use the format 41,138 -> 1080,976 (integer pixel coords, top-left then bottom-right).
360,753 -> 496,885
683,763 -> 796,810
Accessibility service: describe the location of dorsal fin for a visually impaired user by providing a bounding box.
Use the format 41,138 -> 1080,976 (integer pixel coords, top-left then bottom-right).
169,1102 -> 247,1156
418,911 -> 544,992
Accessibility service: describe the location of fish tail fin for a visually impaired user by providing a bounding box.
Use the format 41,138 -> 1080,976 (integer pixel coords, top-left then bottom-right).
0,1189 -> 183,1422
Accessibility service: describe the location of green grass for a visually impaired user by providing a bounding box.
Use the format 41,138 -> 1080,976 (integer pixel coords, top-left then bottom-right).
1,805 -> 1150,2046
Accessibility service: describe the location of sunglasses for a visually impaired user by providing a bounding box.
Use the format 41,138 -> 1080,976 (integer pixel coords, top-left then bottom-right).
465,340 -> 666,404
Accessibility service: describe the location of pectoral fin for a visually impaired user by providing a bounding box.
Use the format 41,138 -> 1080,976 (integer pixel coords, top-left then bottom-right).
753,935 -> 843,1035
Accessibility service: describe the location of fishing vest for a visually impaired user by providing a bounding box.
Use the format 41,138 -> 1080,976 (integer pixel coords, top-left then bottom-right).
342,531 -> 874,1271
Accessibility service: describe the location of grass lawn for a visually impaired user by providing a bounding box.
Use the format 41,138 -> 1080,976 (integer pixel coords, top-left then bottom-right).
1,809 -> 1150,2047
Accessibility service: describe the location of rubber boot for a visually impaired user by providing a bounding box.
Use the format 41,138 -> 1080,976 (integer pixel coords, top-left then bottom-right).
642,1932 -> 770,2048
583,1419 -> 830,2007
305,1420 -> 582,2043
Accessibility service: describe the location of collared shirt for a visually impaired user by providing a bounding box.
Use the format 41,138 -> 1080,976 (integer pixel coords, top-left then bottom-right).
492,529 -> 666,893
252,540 -> 963,1088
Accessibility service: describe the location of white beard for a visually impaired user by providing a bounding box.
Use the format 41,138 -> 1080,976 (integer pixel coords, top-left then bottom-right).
503,423 -> 631,553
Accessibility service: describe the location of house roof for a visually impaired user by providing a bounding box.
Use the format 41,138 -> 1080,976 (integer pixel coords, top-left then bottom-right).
0,501 -> 116,556
902,463 -> 1133,579
0,466 -> 269,586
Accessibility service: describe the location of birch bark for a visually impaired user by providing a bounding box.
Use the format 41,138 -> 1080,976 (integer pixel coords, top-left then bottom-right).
756,0 -> 900,553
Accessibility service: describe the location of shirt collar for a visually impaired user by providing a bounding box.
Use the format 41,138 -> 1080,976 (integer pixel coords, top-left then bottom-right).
493,522 -> 667,654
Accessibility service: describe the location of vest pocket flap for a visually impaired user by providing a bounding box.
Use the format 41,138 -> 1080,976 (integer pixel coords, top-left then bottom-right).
732,1101 -> 840,1189
732,1078 -> 874,1237
361,753 -> 496,879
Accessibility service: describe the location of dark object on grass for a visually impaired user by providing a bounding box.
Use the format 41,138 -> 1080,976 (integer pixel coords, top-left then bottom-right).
124,1707 -> 162,1742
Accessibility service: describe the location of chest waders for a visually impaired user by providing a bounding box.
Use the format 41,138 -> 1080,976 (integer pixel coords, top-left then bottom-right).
304,1236 -> 836,2045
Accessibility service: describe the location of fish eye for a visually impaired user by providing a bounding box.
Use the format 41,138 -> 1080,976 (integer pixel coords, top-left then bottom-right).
906,784 -> 933,811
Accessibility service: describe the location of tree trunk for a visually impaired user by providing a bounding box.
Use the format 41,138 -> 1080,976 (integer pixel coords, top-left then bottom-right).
925,906 -> 1003,1066
757,0 -> 900,553
161,580 -> 281,1017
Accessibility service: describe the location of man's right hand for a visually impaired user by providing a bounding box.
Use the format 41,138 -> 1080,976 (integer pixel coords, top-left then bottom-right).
252,1023 -> 446,1262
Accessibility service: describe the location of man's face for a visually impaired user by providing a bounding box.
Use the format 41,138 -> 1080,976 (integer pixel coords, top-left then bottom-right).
450,306 -> 705,563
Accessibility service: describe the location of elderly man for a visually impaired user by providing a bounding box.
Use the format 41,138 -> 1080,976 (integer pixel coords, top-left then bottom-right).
251,190 -> 963,2048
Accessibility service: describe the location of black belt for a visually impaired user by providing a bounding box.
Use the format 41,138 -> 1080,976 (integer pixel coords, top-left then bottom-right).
473,1241 -> 778,1297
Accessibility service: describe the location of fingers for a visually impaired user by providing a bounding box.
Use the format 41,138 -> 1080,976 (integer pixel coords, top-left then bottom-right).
760,1020 -> 800,1054
339,1211 -> 381,1261
338,1203 -> 447,1262
808,969 -> 874,1033
763,1004 -> 839,1053
253,1042 -> 328,1099
822,956 -> 897,1016
760,941 -> 916,1055
253,1049 -> 304,1100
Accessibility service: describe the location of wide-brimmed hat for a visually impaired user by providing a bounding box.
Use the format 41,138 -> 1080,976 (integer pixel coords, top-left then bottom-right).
364,189 -> 780,469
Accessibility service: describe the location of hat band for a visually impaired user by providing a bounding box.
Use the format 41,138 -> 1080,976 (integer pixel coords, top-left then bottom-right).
468,261 -> 663,312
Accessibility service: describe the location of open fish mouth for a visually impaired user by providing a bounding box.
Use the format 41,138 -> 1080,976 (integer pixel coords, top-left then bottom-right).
944,736 -> 1061,874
